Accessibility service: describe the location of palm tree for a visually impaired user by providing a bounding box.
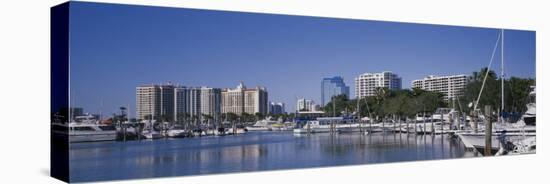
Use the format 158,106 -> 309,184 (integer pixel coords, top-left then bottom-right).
201,114 -> 214,133
119,107 -> 127,122
176,113 -> 185,127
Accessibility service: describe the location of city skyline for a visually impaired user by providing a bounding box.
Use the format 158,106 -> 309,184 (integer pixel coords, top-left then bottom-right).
68,2 -> 536,117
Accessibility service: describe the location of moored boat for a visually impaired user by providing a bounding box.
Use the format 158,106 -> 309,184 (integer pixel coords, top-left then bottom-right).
53,122 -> 117,143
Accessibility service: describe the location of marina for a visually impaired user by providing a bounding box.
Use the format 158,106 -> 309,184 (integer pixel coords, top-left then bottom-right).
65,94 -> 536,182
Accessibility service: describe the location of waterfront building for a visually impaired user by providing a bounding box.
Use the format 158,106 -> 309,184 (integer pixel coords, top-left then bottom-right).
200,87 -> 222,116
221,83 -> 245,115
355,71 -> 402,98
321,76 -> 350,107
411,74 -> 468,101
187,87 -> 201,118
297,98 -> 315,112
174,86 -> 221,121
174,86 -> 188,121
222,82 -> 268,115
268,102 -> 286,115
244,87 -> 268,115
136,84 -> 175,121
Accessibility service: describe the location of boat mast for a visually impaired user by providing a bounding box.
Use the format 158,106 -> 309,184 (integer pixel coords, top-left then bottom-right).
357,96 -> 361,122
473,31 -> 501,112
332,89 -> 336,117
99,99 -> 103,122
128,104 -> 131,123
501,29 -> 505,123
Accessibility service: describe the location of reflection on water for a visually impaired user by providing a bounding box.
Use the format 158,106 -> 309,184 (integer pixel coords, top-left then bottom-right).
69,132 -> 472,182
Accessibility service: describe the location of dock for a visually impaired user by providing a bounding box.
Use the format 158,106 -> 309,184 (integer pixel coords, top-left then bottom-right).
457,133 -> 475,151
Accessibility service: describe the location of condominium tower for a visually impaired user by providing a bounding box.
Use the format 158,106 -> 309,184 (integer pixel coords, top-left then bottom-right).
411,75 -> 468,101
136,84 -> 175,121
221,82 -> 268,115
296,98 -> 315,112
355,71 -> 402,98
173,86 -> 207,121
200,87 -> 222,116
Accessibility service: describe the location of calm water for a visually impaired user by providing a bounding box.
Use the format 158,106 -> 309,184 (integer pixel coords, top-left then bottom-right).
69,132 -> 473,182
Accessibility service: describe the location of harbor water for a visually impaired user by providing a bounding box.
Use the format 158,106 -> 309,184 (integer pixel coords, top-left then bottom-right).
69,132 -> 474,182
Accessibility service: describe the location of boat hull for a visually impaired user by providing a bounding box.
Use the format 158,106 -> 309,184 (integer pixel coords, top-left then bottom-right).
69,132 -> 117,143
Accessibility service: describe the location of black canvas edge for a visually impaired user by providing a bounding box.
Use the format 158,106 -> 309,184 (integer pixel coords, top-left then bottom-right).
51,1 -> 71,183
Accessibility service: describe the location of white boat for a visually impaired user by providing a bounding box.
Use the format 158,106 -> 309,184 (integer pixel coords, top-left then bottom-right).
226,128 -> 247,134
166,128 -> 188,138
141,130 -> 163,139
139,120 -> 163,139
293,120 -> 332,134
53,122 -> 117,143
431,108 -> 453,122
458,132 -> 535,155
459,86 -> 536,155
246,118 -> 278,131
270,122 -> 294,131
521,86 -> 536,126
246,126 -> 270,131
116,122 -> 139,137
336,123 -> 363,133
415,113 -> 430,121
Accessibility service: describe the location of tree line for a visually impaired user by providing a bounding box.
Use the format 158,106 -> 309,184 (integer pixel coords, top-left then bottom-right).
322,88 -> 445,122
322,67 -> 534,121
460,67 -> 534,115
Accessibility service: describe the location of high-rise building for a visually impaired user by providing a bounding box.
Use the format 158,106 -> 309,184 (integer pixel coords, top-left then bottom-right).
355,71 -> 402,98
174,86 -> 188,121
136,84 -> 174,121
412,75 -> 468,101
268,102 -> 285,115
221,83 -> 245,115
245,87 -> 268,115
174,86 -> 221,121
187,87 -> 201,118
222,82 -> 268,115
200,87 -> 222,116
296,98 -> 315,112
321,76 -> 350,107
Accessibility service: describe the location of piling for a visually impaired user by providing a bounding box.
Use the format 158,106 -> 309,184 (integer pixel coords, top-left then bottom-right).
406,119 -> 409,133
393,115 -> 396,133
414,119 -> 417,133
474,111 -> 478,133
397,116 -> 403,133
423,112 -> 426,135
382,119 -> 386,132
447,114 -> 455,130
484,105 -> 492,156
440,112 -> 444,134
369,117 -> 378,132
464,113 -> 472,130
431,116 -> 435,135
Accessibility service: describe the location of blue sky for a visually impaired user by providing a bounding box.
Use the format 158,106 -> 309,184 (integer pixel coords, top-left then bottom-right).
68,2 -> 535,116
